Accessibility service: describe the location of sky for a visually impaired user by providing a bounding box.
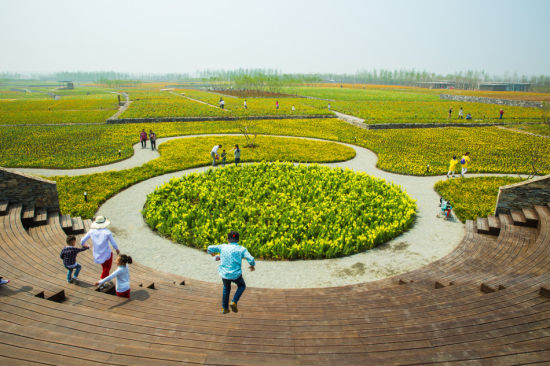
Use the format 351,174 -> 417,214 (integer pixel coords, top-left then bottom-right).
0,0 -> 549,76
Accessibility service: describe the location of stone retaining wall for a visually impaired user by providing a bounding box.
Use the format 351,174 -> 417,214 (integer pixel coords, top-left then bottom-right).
440,94 -> 543,108
495,175 -> 550,214
0,167 -> 59,211
107,114 -> 336,124
365,121 -> 543,130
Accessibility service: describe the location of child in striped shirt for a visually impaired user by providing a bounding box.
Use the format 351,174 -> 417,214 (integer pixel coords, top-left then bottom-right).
60,235 -> 89,283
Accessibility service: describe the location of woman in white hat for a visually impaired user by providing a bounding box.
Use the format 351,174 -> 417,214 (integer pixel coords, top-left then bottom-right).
80,216 -> 120,279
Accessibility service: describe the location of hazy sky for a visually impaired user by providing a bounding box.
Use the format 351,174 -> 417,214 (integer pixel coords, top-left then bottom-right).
1,0 -> 549,76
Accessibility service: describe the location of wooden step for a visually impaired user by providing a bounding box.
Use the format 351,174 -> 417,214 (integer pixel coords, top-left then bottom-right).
71,217 -> 84,233
22,205 -> 35,221
487,215 -> 501,235
60,214 -> 73,231
498,213 -> 513,226
466,220 -> 476,233
0,200 -> 8,215
33,208 -> 47,225
522,207 -> 539,227
476,217 -> 490,234
510,210 -> 527,226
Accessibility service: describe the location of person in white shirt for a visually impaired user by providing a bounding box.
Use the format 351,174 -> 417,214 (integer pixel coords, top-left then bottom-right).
80,216 -> 120,279
211,144 -> 222,166
95,254 -> 132,298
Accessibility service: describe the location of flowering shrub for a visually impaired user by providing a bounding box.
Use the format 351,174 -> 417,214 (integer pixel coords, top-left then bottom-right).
142,163 -> 416,259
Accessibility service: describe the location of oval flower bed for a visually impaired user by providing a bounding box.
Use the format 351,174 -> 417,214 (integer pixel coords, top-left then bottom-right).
143,162 -> 416,260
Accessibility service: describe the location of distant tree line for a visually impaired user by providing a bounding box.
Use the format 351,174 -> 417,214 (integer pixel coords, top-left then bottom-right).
1,69 -> 549,92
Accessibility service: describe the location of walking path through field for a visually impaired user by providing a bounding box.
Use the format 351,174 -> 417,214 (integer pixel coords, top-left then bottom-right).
170,91 -> 231,112
333,110 -> 367,128
107,92 -> 131,120
12,134 -> 495,288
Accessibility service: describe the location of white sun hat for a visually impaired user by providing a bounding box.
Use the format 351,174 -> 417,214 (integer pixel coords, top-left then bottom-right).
91,215 -> 111,229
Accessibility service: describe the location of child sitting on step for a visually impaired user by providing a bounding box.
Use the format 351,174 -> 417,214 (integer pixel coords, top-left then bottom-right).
60,235 -> 89,283
95,254 -> 133,298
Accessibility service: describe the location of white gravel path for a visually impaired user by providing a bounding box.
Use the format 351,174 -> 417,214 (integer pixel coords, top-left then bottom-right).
12,134 -> 523,288
89,138 -> 466,289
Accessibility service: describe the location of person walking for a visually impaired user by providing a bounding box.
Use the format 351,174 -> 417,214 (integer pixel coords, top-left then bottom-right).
80,216 -> 120,279
207,231 -> 255,314
458,107 -> 463,119
275,100 -> 279,110
232,144 -> 241,166
60,235 -> 89,283
243,99 -> 247,110
211,144 -> 222,166
95,254 -> 133,298
149,130 -> 157,151
499,109 -> 504,119
139,129 -> 147,149
448,107 -> 453,119
460,152 -> 471,177
328,103 -> 331,111
447,155 -> 458,179
219,97 -> 225,109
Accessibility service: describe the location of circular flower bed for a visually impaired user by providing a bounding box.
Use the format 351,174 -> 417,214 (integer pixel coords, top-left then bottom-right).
143,162 -> 416,260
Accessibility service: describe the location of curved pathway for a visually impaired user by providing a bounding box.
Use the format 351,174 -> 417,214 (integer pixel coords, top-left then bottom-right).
15,134 -> 526,288
13,134 -> 475,288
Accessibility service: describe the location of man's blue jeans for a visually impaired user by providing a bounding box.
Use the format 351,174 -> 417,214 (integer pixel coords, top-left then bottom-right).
222,276 -> 246,310
65,263 -> 81,282
211,152 -> 217,166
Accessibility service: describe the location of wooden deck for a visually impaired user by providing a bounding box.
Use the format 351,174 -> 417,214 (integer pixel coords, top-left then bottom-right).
1,202 -> 549,365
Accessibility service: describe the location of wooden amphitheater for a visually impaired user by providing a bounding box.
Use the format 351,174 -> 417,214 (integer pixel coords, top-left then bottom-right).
1,170 -> 550,365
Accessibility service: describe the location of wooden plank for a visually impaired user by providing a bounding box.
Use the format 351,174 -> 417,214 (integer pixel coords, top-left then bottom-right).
498,213 -> 513,226
22,205 -> 35,220
487,215 -> 501,236
33,209 -> 47,225
60,214 -> 73,229
522,207 -> 539,227
510,210 -> 527,226
71,217 -> 84,233
476,217 -> 490,234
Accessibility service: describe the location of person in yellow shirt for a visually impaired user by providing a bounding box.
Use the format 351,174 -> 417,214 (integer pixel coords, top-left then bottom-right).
447,156 -> 458,178
460,152 -> 471,177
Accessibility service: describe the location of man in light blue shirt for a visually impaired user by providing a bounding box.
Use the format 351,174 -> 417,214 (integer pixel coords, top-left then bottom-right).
208,231 -> 255,314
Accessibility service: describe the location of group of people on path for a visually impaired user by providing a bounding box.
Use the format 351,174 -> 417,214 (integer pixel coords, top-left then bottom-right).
447,152 -> 471,178
139,129 -> 157,151
450,107 -> 504,121
211,144 -> 241,167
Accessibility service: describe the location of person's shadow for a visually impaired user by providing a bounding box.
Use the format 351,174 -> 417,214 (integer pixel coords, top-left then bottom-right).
107,289 -> 150,309
0,284 -> 34,297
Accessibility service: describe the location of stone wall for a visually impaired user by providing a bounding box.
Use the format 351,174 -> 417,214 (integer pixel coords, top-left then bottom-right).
440,94 -> 543,108
107,114 -> 336,124
0,168 -> 59,211
495,175 -> 550,214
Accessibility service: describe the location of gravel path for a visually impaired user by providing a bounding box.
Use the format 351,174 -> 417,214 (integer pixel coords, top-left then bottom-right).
333,110 -> 367,129
90,138 -> 467,288
12,134 -> 520,288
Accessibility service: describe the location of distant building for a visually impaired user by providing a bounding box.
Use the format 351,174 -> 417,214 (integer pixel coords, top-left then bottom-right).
479,82 -> 531,92
59,81 -> 74,90
418,81 -> 456,89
